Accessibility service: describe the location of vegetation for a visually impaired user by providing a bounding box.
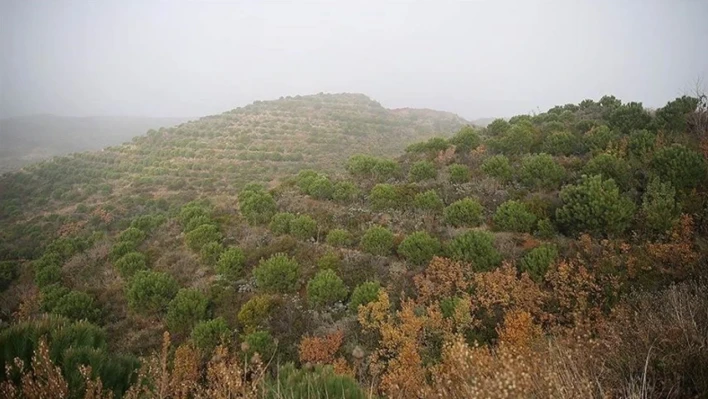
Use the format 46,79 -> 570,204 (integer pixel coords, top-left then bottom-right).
306,269 -> 349,306
360,226 -> 395,256
253,254 -> 300,293
444,198 -> 484,227
492,200 -> 537,233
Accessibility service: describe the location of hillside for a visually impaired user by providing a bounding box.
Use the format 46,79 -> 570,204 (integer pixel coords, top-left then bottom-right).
1,94 -> 707,398
0,115 -> 188,174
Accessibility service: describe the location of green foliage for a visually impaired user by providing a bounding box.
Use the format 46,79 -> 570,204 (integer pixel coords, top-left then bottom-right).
628,129 -> 656,160
317,252 -> 341,271
584,125 -> 616,153
541,131 -> 579,155
414,189 -> 444,212
519,153 -> 566,190
370,183 -> 400,210
61,347 -> 139,397
240,185 -> 277,225
326,229 -> 353,247
296,170 -> 320,193
360,226 -> 395,256
126,270 -> 178,314
493,200 -> 537,233
238,295 -> 275,332
118,227 -> 146,245
349,281 -> 381,312
185,224 -> 222,252
41,288 -> 100,322
308,175 -> 334,200
289,215 -> 317,240
263,363 -> 367,399
332,180 -> 359,202
446,231 -> 501,272
535,218 -> 556,239
556,174 -> 636,236
215,247 -> 246,280
520,243 -> 558,282
608,102 -> 652,133
200,241 -> 224,265
114,251 -> 148,278
651,145 -> 706,192
270,212 -> 296,235
253,253 -> 300,293
409,160 -> 438,182
0,261 -> 18,291
397,231 -> 441,266
346,154 -> 400,181
490,121 -> 536,154
307,269 -> 349,306
448,163 -> 471,184
642,178 -> 681,234
130,214 -> 166,232
35,262 -> 62,288
406,137 -> 450,153
179,201 -> 212,230
191,317 -> 230,353
167,288 -> 209,334
109,241 -> 137,262
583,153 -> 632,190
655,96 -> 699,134
450,126 -> 481,153
481,154 -> 513,183
487,119 -> 510,136
243,330 -> 275,358
444,198 -> 484,227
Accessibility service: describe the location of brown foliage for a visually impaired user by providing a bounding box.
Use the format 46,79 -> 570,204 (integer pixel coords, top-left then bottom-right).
1,339 -> 69,399
473,262 -> 546,318
298,329 -> 344,365
413,256 -> 470,305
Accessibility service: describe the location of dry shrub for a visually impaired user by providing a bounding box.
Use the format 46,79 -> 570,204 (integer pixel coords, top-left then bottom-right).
413,256 -> 470,305
1,338 -> 70,399
646,214 -> 700,277
298,329 -> 344,365
473,262 -> 546,318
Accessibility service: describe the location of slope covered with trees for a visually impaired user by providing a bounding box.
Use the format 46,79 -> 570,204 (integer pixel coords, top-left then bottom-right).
1,93 -> 707,398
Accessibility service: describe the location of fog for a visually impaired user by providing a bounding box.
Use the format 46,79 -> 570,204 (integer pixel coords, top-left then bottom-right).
2,0 -> 707,120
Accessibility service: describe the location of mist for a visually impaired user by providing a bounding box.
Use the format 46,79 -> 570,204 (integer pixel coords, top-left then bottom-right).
2,0 -> 707,120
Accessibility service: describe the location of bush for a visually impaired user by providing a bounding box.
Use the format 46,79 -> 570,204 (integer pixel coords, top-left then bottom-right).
185,224 -> 222,252
35,263 -> 62,288
200,241 -> 224,265
0,261 -> 17,291
583,125 -> 616,153
45,290 -> 100,322
289,215 -> 317,240
519,244 -> 558,281
370,184 -> 400,210
444,198 -> 484,227
414,190 -> 444,212
490,121 -> 536,154
409,161 -> 438,182
541,131 -> 579,155
216,247 -> 246,280
397,231 -> 441,266
654,96 -> 699,133
556,174 -> 636,236
346,155 -> 399,181
296,170 -> 320,193
130,214 -> 166,232
349,281 -> 381,312
307,270 -> 349,306
492,200 -> 537,233
360,226 -> 395,256
191,317 -> 230,352
317,252 -> 340,271
118,227 -> 146,245
519,153 -> 566,190
110,241 -> 137,261
167,288 -> 209,334
448,164 -> 471,184
263,363 -> 367,399
308,176 -> 334,200
450,126 -> 481,153
406,137 -> 450,153
608,102 -> 652,133
628,129 -> 656,160
126,270 -> 178,314
535,218 -> 556,239
487,118 -> 510,136
184,215 -> 215,233
253,254 -> 300,293
584,153 -> 632,190
114,252 -> 148,279
238,295 -> 276,332
642,178 -> 681,234
332,181 -> 359,202
446,231 -> 501,272
243,330 -> 275,358
651,145 -> 706,191
240,187 -> 277,225
326,229 -> 353,247
481,155 -> 512,182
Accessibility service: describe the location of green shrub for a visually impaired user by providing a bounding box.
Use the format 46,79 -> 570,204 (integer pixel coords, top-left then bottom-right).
200,241 -> 224,265
317,252 -> 341,271
332,181 -> 359,202
654,96 -> 699,133
307,269 -> 349,306
535,218 -> 556,239
118,227 -> 146,245
167,288 -> 209,334
184,215 -> 215,233
642,178 -> 681,233
448,164 -> 471,184
44,289 -> 100,322
406,137 -> 450,153
240,187 -> 277,225
519,244 -> 558,281
243,330 -> 275,358
556,174 -> 636,236
185,224 -> 222,252
541,131 -> 578,155
446,231 -> 501,272
487,119 -> 510,136
0,261 -> 17,291
490,121 -> 536,154
297,170 -> 320,193
191,317 -> 230,352
326,229 -> 353,247
409,161 -> 438,182
608,102 -> 652,133
253,254 -> 300,293
263,363 -> 367,399
444,198 -> 484,227
114,252 -> 148,279
179,202 -> 211,228
414,190 -> 444,212
290,215 -> 317,240
346,155 -> 399,181
126,270 -> 178,314
481,155 -> 512,182
130,214 -> 166,232
349,281 -> 381,312
450,126 -> 481,153
492,200 -> 537,233
628,129 -> 656,160
361,226 -> 395,256
270,212 -> 296,235
109,241 -> 137,261
238,295 -> 275,332
519,153 -> 566,190
651,145 -> 706,191
216,247 -> 246,280
308,176 -> 334,200
584,153 -> 632,190
370,184 -> 400,210
583,125 -> 615,153
397,232 -> 441,266
372,158 -> 401,181
35,263 -> 62,288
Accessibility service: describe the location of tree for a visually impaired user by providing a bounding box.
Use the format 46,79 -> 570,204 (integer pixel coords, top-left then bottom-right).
349,281 -> 381,312
448,164 -> 470,184
654,96 -> 699,134
216,247 -> 246,280
253,253 -> 300,293
446,231 -> 501,272
486,119 -> 510,136
270,212 -> 296,235
242,330 -> 275,359
191,317 -> 230,353
492,200 -> 537,233
541,131 -> 579,155
45,289 -> 100,322
200,241 -> 223,265
397,231 -> 441,266
651,144 -> 706,192
118,227 -> 146,246
361,226 -> 395,256
519,244 -> 558,282
185,224 -> 222,252
608,102 -> 652,133
406,137 -> 450,153
126,270 -> 178,314
370,184 -> 400,210
167,288 -> 209,334
583,153 -> 632,191
414,190 -> 444,212
628,129 -> 656,160
290,215 -> 317,240
519,153 -> 566,190
114,252 -> 148,279
450,126 -> 481,153
583,125 -> 616,153
409,161 -> 438,182
556,174 -> 636,236
326,229 -> 353,247
240,186 -> 277,225
481,155 -> 513,182
307,269 -> 349,306
642,178 -> 680,233
297,169 -> 320,193
490,121 -> 536,154
444,198 -> 484,227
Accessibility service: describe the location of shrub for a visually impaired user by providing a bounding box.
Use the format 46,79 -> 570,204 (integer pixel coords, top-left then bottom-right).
519,244 -> 558,281
307,269 -> 349,306
642,178 -> 681,233
628,129 -> 656,160
253,254 -> 300,293
200,241 -> 224,265
583,125 -> 616,153
372,158 -> 401,181
263,363 -> 367,399
654,96 -> 699,133
535,218 -> 556,239
409,161 -> 438,182
185,224 -> 222,252
240,187 -> 277,225
492,200 -> 537,233
519,153 -> 566,190
179,202 -> 211,229
45,290 -> 100,322
584,153 -> 632,190
243,330 -> 275,358
448,164 -> 471,184
130,214 -> 166,232
651,145 -> 706,191
326,229 -> 353,247
608,102 -> 652,133
216,247 -> 246,280
308,176 -> 334,200
406,137 -> 450,153
126,270 -> 178,314
414,190 -> 444,212
109,241 -> 137,261
450,126 -> 481,153
114,252 -> 148,278
167,288 -> 209,334
541,131 -> 578,155
446,231 -> 501,272
361,226 -> 395,256
487,118 -> 510,136
35,263 -> 62,288
238,295 -> 276,332
270,212 -> 296,235
290,215 -> 317,240
370,184 -> 400,210
490,121 -> 536,154
0,261 -> 17,291
349,281 -> 381,312
556,174 -> 636,236
317,252 -> 340,271
481,155 -> 512,182
191,317 -> 230,352
184,215 -> 215,233
296,170 -> 320,193
346,155 -> 399,181
118,227 -> 146,245
444,198 -> 484,227
397,231 -> 441,266
332,181 -> 359,202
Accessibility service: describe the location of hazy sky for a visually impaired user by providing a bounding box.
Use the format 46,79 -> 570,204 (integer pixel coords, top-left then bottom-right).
1,0 -> 707,120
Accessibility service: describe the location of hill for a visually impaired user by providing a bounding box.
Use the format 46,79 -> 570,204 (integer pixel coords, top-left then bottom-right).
1,94 -> 707,398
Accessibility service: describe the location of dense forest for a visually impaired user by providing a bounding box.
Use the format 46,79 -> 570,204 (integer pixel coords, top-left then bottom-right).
1,93 -> 707,398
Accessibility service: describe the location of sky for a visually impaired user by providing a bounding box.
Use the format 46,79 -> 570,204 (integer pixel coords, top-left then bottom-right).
1,0 -> 707,120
